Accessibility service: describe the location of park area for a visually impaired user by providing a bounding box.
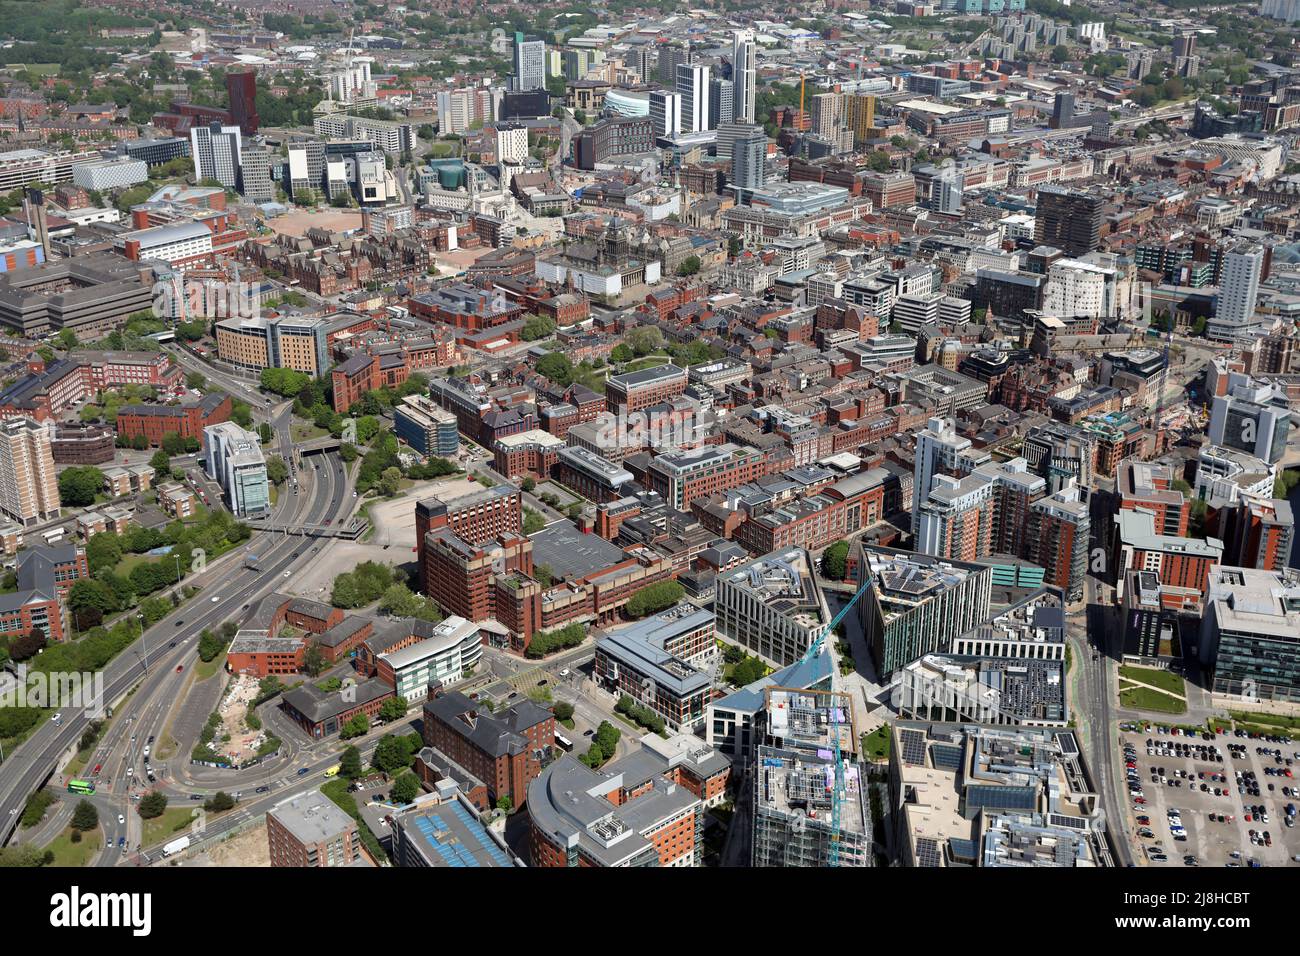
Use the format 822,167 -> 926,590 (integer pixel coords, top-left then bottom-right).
1118,664 -> 1188,715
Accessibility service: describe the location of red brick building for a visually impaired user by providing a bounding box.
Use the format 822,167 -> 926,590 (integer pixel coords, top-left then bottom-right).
422,688 -> 555,810
116,393 -> 232,447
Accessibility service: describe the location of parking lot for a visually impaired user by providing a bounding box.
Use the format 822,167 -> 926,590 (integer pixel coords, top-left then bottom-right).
1121,724 -> 1300,868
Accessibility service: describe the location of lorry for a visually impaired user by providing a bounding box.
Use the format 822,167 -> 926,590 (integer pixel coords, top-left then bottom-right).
244,550 -> 261,572
161,836 -> 190,857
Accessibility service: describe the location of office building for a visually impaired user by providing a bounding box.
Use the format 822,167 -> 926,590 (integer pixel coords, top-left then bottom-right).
715,547 -> 830,666
528,751 -> 703,867
225,70 -> 260,135
394,394 -> 460,459
267,789 -> 363,867
422,689 -> 554,810
730,124 -> 767,196
708,77 -> 733,129
189,122 -> 242,191
854,545 -> 993,678
238,144 -> 274,202
71,157 -> 148,191
1208,373 -> 1291,465
675,63 -> 710,134
593,604 -> 716,732
1216,496 -> 1295,573
203,421 -> 270,518
892,653 -> 1067,726
1200,566 -> 1300,703
0,417 -> 60,526
649,89 -> 682,137
375,616 -> 485,701
1033,186 -> 1103,257
1117,460 -> 1188,536
889,721 -> 1108,867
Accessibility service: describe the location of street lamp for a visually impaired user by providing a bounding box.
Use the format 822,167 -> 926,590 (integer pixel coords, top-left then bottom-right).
138,611 -> 149,676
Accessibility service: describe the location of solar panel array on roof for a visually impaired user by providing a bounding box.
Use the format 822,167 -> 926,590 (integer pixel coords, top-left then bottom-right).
915,837 -> 942,867
931,742 -> 963,772
1047,812 -> 1087,831
900,729 -> 927,766
1054,730 -> 1080,758
412,806 -> 511,867
966,784 -> 1037,813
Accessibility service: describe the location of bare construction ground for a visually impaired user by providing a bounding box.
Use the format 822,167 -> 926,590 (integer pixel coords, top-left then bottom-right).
189,820 -> 271,867
267,208 -> 363,237
285,477 -> 482,597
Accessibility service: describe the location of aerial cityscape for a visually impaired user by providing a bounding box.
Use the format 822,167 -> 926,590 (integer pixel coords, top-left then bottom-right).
0,0 -> 1298,888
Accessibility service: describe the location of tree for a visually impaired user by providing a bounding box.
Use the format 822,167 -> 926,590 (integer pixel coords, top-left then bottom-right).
302,642 -> 327,677
391,771 -> 420,804
373,732 -> 416,773
610,343 -> 633,363
495,794 -> 513,814
553,700 -> 574,722
204,791 -> 235,812
340,713 -> 369,739
535,353 -> 573,386
625,580 -> 685,618
71,800 -> 99,831
340,744 -> 364,779
379,696 -> 408,723
266,455 -> 289,485
625,326 -> 663,357
594,720 -> 620,758
521,477 -> 536,493
1051,44 -> 1071,64
676,255 -> 701,276
821,540 -> 850,581
58,467 -> 103,507
520,314 -> 556,341
137,791 -> 168,819
732,656 -> 767,686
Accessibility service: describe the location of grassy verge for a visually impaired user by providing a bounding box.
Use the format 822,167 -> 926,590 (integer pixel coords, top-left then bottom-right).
1119,685 -> 1187,715
142,806 -> 198,847
194,650 -> 227,682
46,826 -> 102,867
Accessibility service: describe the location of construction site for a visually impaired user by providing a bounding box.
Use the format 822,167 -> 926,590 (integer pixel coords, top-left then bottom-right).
750,687 -> 873,868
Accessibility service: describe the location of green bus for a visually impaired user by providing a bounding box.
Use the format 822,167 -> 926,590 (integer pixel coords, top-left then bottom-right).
67,779 -> 95,795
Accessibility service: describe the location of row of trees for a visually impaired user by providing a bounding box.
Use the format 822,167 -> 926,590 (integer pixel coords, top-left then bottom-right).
625,580 -> 685,619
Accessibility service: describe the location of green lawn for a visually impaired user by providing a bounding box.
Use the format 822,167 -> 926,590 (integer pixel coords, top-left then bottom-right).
1119,685 -> 1187,715
620,355 -> 670,373
142,806 -> 198,847
861,724 -> 892,763
291,422 -> 328,442
46,826 -> 103,867
1118,665 -> 1185,698
193,650 -> 226,682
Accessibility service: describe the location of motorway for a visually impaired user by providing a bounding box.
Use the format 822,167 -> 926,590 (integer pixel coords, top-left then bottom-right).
0,417 -> 351,857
